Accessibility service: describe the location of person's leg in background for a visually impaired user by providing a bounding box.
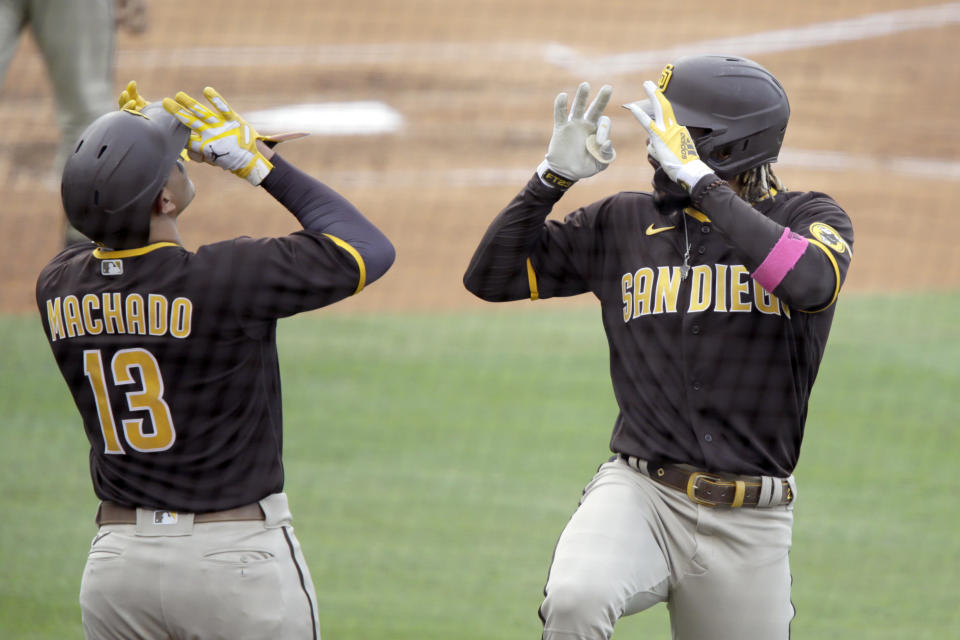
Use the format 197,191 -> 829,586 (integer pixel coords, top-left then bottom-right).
29,0 -> 115,245
0,0 -> 30,82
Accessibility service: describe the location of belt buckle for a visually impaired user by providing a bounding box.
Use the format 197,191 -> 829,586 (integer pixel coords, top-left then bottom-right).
686,471 -> 725,507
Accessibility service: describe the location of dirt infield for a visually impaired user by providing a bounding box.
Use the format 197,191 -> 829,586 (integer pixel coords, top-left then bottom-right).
2,0 -> 959,313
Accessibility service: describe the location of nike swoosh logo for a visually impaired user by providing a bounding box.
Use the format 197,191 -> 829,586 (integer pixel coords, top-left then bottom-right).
645,224 -> 675,236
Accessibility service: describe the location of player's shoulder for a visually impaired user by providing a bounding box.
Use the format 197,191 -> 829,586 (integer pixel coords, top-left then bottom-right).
193,233 -> 314,263
195,231 -> 330,253
194,235 -> 254,256
765,189 -> 851,228
605,190 -> 659,226
192,232 -> 331,275
770,190 -> 854,251
769,189 -> 846,216
36,242 -> 97,289
46,241 -> 97,265
568,190 -> 656,223
607,189 -> 656,207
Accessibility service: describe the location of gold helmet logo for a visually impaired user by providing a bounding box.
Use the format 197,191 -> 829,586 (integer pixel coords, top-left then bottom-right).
657,64 -> 675,91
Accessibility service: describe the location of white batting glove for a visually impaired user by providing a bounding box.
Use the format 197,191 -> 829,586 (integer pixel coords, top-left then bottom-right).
162,87 -> 273,186
623,80 -> 714,191
538,82 -> 616,189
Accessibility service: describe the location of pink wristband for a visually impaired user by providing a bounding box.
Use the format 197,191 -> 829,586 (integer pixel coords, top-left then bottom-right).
752,228 -> 809,292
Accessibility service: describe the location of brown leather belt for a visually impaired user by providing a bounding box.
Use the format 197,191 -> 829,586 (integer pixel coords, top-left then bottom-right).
96,501 -> 265,525
620,455 -> 793,508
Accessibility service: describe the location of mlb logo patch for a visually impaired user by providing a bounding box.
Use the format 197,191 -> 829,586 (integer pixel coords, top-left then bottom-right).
101,260 -> 123,276
153,511 -> 178,525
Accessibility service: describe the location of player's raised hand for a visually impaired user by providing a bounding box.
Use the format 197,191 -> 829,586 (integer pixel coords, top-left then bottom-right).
120,81 -> 192,163
162,87 -> 273,186
623,80 -> 713,191
118,80 -> 150,112
539,82 -> 616,189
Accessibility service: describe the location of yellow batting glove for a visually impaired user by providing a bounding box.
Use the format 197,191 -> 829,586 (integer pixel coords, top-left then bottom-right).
121,81 -> 191,162
162,87 -> 273,186
623,80 -> 713,191
118,80 -> 150,112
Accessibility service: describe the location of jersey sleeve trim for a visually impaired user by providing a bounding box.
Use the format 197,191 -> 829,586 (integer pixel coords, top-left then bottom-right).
799,238 -> 842,314
93,242 -> 180,259
526,258 -> 539,301
322,233 -> 366,294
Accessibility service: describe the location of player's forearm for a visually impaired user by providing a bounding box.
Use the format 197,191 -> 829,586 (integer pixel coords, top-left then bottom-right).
691,177 -> 836,309
261,154 -> 395,284
463,174 -> 564,301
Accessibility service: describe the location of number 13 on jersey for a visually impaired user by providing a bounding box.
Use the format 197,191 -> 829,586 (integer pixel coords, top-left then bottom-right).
83,348 -> 176,454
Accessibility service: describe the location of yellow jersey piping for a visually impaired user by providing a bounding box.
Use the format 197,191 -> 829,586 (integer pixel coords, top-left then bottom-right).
800,238 -> 841,314
323,234 -> 366,294
526,258 -> 539,301
93,242 -> 180,259
683,208 -> 711,223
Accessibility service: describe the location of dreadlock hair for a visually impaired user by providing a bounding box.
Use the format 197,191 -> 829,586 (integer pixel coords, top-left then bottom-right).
738,163 -> 785,204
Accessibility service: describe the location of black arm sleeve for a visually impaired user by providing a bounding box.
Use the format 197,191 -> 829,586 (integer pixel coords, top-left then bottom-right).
463,174 -> 565,301
260,154 -> 395,284
690,176 -> 845,310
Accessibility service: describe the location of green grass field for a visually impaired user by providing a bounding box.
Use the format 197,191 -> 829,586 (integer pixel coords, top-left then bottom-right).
2,292 -> 958,639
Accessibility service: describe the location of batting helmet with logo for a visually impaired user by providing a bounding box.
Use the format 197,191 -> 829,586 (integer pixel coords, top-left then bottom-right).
61,103 -> 190,248
640,55 -> 790,179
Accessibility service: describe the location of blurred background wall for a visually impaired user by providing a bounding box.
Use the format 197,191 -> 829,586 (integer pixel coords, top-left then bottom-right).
2,0 -> 959,311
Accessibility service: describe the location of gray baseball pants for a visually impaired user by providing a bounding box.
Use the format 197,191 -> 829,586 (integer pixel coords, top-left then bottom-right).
540,456 -> 796,640
79,493 -> 321,640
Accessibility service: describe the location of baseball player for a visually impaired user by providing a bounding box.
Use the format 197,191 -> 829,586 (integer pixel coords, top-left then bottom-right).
463,55 -> 853,639
36,82 -> 395,639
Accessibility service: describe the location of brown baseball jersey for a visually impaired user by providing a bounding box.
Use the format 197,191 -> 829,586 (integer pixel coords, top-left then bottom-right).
464,173 -> 853,477
37,155 -> 395,512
